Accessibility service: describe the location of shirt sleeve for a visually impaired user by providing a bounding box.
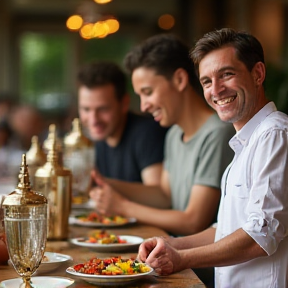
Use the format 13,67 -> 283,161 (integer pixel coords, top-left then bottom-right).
242,128 -> 288,255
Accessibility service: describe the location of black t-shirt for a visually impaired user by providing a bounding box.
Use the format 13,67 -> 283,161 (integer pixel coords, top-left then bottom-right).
95,112 -> 168,182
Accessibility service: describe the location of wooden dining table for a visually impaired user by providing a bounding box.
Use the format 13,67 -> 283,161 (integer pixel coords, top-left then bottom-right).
0,218 -> 205,288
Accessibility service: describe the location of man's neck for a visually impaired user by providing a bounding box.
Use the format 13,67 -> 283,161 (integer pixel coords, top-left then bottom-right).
106,113 -> 128,147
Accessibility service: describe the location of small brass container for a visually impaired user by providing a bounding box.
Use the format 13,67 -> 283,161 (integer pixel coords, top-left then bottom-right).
63,118 -> 94,204
34,132 -> 72,240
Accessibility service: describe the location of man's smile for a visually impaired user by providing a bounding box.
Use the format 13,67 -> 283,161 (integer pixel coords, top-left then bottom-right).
214,95 -> 237,106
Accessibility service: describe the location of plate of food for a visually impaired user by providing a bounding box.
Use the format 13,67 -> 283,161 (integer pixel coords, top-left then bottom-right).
70,230 -> 144,252
8,252 -> 73,274
66,256 -> 153,285
69,212 -> 136,227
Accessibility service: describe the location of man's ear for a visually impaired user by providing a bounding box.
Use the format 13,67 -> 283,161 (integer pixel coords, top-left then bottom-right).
252,62 -> 266,86
173,68 -> 188,92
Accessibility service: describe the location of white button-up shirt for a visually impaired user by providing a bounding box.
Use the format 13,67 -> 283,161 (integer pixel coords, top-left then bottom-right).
215,102 -> 288,288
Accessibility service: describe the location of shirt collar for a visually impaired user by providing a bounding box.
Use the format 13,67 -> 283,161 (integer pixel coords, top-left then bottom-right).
229,102 -> 277,152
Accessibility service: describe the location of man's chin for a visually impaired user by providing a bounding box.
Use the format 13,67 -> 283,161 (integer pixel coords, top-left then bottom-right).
90,133 -> 107,141
159,119 -> 171,128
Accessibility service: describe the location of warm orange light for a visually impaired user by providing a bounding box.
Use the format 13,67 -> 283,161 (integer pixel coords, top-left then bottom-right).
158,14 -> 175,30
105,19 -> 120,34
92,22 -> 109,38
94,0 -> 112,4
80,23 -> 94,39
66,15 -> 83,31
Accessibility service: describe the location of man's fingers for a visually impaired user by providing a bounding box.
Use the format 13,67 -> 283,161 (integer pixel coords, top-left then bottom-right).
137,238 -> 159,263
91,169 -> 105,187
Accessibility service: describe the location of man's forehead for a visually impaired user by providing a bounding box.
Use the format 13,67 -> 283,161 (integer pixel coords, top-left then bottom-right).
199,47 -> 239,75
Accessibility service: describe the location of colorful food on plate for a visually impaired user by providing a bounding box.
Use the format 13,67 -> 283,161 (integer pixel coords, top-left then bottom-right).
75,212 -> 129,225
85,230 -> 127,244
73,256 -> 151,275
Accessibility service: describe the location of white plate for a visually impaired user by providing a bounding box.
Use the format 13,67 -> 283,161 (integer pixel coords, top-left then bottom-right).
66,265 -> 153,285
0,276 -> 74,288
70,235 -> 144,252
69,216 -> 137,228
8,252 -> 73,274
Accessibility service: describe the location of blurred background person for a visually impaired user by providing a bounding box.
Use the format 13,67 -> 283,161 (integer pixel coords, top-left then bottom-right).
77,61 -> 168,185
7,104 -> 45,152
0,105 -> 45,188
0,95 -> 16,122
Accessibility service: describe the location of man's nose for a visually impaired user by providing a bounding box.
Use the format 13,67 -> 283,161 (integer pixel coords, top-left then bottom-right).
90,110 -> 100,123
140,98 -> 150,113
211,80 -> 225,97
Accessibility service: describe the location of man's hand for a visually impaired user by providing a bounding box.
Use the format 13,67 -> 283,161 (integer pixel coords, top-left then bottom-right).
89,169 -> 126,215
138,236 -> 182,275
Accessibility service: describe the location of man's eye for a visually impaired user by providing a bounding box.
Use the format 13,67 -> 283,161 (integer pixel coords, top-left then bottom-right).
99,107 -> 109,112
223,72 -> 234,78
142,88 -> 152,96
202,80 -> 211,87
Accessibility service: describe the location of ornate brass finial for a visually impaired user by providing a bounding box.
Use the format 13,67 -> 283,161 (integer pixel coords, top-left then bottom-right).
72,118 -> 81,134
64,118 -> 92,148
46,133 -> 58,165
2,154 -> 47,206
17,154 -> 31,189
43,124 -> 62,153
26,136 -> 46,166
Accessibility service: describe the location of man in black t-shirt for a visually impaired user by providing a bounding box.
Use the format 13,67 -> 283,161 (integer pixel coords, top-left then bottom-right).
77,61 -> 168,185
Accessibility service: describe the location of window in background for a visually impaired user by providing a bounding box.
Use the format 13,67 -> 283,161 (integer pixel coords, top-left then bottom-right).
19,32 -> 72,114
81,34 -> 134,64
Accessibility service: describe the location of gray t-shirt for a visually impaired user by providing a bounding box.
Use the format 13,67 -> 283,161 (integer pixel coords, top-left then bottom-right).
164,113 -> 235,211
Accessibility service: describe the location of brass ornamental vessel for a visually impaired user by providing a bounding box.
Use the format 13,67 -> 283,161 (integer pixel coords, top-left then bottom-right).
63,118 -> 94,204
34,132 -> 72,240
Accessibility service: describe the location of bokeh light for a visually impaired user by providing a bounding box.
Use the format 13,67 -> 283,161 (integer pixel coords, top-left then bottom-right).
92,22 -> 109,38
79,23 -> 94,39
94,0 -> 112,4
66,15 -> 83,31
158,14 -> 175,30
105,19 -> 120,34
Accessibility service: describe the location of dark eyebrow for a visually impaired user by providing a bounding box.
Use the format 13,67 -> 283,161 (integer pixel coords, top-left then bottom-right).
219,66 -> 237,73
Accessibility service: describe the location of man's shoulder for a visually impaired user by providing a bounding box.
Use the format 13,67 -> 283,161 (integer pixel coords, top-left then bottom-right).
248,111 -> 288,145
258,110 -> 288,132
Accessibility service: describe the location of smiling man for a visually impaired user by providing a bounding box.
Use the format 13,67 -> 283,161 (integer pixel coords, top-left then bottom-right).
77,61 -> 168,185
137,28 -> 288,288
